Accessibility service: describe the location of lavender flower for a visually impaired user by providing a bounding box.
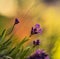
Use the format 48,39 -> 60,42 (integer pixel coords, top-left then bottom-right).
27,49 -> 49,59
33,39 -> 40,46
14,18 -> 19,25
30,24 -> 42,36
5,18 -> 19,35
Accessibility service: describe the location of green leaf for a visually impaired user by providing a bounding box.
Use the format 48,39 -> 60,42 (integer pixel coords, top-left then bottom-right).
6,25 -> 14,36
7,47 -> 16,55
0,29 -> 6,44
9,37 -> 29,58
20,47 -> 30,59
15,47 -> 24,59
3,55 -> 13,59
0,49 -> 8,55
3,34 -> 13,47
1,29 -> 6,36
0,35 -> 13,51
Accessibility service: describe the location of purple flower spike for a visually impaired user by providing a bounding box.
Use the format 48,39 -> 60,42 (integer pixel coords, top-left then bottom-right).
14,18 -> 19,25
30,24 -> 42,36
27,49 -> 50,59
33,39 -> 40,46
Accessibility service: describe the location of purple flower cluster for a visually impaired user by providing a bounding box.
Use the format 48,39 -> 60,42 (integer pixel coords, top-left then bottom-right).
27,49 -> 49,59
33,39 -> 40,46
30,24 -> 42,36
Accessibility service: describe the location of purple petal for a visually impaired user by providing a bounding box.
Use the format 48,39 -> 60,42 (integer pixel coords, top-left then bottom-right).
38,28 -> 42,34
35,24 -> 40,28
45,56 -> 50,59
36,49 -> 42,54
